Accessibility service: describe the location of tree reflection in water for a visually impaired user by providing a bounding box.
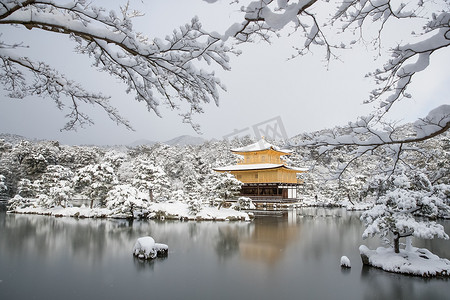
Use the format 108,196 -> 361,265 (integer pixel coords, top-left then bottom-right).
1,206 -> 448,300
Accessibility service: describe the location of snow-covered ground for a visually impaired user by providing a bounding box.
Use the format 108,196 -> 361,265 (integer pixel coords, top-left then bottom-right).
297,196 -> 374,211
10,200 -> 251,221
360,245 -> 450,277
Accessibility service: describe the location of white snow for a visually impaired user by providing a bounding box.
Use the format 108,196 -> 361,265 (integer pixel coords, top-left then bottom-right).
340,255 -> 351,268
414,104 -> 450,139
214,163 -> 307,172
231,138 -> 291,154
150,201 -> 250,221
344,201 -> 374,211
11,200 -> 251,221
133,236 -> 168,259
359,245 -> 450,277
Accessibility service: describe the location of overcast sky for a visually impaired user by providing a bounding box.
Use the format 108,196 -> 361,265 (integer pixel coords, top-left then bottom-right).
0,0 -> 448,145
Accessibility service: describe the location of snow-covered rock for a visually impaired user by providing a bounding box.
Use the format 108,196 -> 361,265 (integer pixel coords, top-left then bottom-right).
340,256 -> 351,268
132,236 -> 168,260
359,245 -> 450,277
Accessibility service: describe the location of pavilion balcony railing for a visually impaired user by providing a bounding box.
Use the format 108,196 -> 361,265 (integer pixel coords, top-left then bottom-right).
240,195 -> 299,202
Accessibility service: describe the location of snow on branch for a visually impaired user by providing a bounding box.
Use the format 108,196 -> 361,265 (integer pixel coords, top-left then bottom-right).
366,26 -> 449,117
291,105 -> 450,178
221,0 -> 449,122
0,0 -> 236,130
0,50 -> 131,130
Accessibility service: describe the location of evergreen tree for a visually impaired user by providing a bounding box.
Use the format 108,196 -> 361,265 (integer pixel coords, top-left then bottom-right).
73,163 -> 118,207
361,170 -> 450,253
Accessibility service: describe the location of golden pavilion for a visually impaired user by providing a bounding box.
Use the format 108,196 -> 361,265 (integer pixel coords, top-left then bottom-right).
214,138 -> 307,202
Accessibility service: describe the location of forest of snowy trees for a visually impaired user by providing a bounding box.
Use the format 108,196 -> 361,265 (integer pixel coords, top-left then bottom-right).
0,135 -> 247,217
1,122 -> 448,222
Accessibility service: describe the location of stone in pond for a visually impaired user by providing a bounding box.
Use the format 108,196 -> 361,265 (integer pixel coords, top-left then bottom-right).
133,236 -> 168,259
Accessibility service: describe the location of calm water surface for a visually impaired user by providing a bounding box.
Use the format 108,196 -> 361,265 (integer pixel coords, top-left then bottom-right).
0,204 -> 449,300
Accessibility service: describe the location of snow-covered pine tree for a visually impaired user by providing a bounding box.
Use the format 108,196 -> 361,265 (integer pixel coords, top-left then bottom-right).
73,163 -> 118,208
36,165 -> 74,208
212,173 -> 242,209
127,155 -> 171,202
361,171 -> 450,253
105,184 -> 148,218
15,178 -> 36,198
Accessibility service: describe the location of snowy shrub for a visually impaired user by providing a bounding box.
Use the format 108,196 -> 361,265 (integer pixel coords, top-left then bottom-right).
7,195 -> 37,210
129,157 -> 171,201
11,141 -> 60,176
105,184 -> 148,217
170,190 -> 185,203
187,195 -> 203,215
48,182 -> 73,208
37,194 -> 55,209
212,173 -> 242,200
73,163 -> 118,206
234,196 -> 255,211
209,197 -> 225,208
103,150 -> 128,169
36,165 -> 74,207
16,178 -> 38,198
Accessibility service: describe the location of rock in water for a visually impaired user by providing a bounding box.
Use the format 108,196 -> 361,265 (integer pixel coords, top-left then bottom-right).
340,255 -> 351,268
133,236 -> 168,259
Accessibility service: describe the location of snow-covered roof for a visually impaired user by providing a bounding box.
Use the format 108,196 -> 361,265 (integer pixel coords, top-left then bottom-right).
214,163 -> 307,172
231,138 -> 291,154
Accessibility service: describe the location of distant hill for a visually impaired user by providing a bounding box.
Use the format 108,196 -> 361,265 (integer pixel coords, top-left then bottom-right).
164,135 -> 206,146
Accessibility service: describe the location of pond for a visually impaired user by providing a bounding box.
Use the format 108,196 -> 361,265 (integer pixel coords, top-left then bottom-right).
0,204 -> 449,300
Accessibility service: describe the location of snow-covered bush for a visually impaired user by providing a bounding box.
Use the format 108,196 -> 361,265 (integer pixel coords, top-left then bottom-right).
212,173 -> 242,201
103,150 -> 128,169
15,178 -> 38,198
48,183 -> 73,208
128,157 -> 171,201
186,195 -> 203,215
73,163 -> 118,207
105,184 -> 148,217
37,194 -> 55,209
170,190 -> 185,203
37,165 -> 74,207
8,194 -> 37,210
11,141 -> 60,176
234,196 -> 255,211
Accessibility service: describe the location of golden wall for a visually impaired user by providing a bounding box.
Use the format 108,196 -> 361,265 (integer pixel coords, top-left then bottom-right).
237,149 -> 285,165
232,169 -> 298,184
